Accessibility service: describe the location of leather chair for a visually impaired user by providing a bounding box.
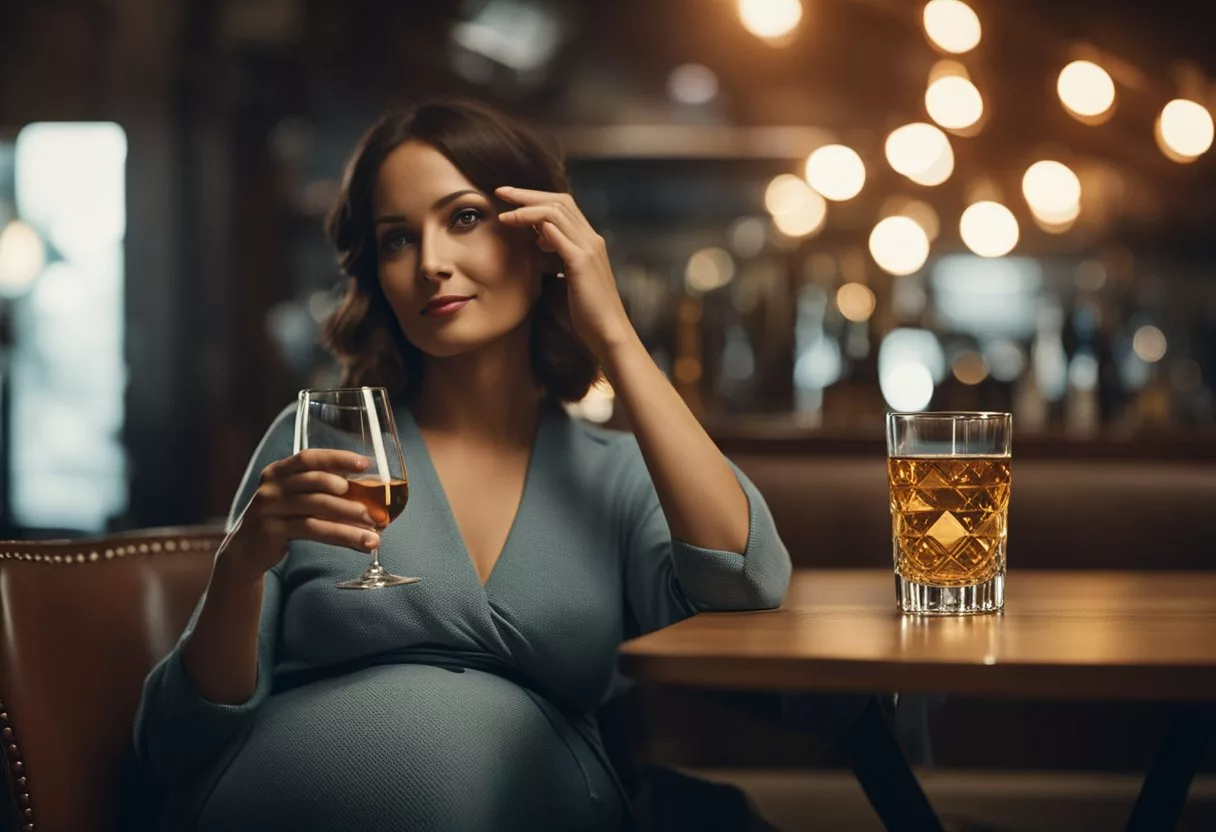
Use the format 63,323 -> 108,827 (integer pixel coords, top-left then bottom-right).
0,526 -> 225,832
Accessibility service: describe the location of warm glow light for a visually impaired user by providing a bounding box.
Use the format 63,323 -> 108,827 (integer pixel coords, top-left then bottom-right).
960,201 -> 1019,258
1133,325 -> 1167,363
0,220 -> 46,298
952,351 -> 989,385
836,282 -> 877,322
771,192 -> 828,237
805,144 -> 866,201
765,173 -> 813,216
685,247 -> 736,293
1157,99 -> 1214,160
1022,160 -> 1082,220
1057,61 -> 1116,119
901,200 -> 941,242
1033,199 -> 1081,234
869,216 -> 930,276
922,0 -> 981,54
738,0 -> 803,41
925,75 -> 984,130
667,64 -> 719,105
885,123 -> 954,186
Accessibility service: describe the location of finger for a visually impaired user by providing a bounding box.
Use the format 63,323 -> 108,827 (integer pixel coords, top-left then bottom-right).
495,185 -> 571,206
274,516 -> 380,552
498,204 -> 585,247
264,492 -> 379,528
279,470 -> 355,497
536,220 -> 581,265
270,449 -> 370,479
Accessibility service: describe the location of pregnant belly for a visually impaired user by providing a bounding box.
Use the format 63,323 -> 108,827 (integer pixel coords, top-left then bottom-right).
195,664 -> 621,832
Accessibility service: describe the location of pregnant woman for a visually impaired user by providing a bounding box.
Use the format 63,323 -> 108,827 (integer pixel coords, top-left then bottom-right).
134,99 -> 791,831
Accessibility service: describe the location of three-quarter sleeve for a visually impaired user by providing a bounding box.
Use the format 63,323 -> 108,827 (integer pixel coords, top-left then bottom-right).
618,436 -> 791,634
133,405 -> 295,784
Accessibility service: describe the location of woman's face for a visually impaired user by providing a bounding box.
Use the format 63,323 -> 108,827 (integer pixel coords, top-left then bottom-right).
371,140 -> 543,359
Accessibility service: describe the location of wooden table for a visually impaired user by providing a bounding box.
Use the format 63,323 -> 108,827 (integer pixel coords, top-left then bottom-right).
619,570 -> 1216,832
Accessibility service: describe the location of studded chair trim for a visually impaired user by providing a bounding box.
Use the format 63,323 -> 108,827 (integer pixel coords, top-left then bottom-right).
0,526 -> 225,832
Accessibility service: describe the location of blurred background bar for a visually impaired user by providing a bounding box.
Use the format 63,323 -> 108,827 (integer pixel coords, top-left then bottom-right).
0,0 -> 1215,535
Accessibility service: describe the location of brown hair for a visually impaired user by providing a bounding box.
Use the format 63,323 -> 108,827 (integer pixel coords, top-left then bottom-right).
323,99 -> 599,402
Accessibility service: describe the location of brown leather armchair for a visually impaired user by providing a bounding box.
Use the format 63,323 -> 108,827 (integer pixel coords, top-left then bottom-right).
0,526 -> 225,832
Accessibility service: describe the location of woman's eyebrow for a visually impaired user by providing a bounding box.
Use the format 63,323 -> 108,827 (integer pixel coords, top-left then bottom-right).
374,189 -> 485,226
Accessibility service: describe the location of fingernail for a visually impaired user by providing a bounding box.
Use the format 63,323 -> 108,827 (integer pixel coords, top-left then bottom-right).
362,512 -> 374,525
357,457 -> 370,469
496,185 -> 512,192
364,534 -> 380,549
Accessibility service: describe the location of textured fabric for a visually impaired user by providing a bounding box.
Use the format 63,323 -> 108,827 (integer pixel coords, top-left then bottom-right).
134,401 -> 791,831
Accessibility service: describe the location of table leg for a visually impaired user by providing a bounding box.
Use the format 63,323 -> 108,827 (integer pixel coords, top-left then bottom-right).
844,696 -> 945,832
1124,704 -> 1216,832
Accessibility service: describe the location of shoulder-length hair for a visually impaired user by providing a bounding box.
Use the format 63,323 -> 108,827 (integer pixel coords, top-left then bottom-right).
322,99 -> 599,403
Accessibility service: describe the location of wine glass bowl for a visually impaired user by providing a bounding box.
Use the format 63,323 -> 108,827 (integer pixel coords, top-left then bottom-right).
295,387 -> 420,589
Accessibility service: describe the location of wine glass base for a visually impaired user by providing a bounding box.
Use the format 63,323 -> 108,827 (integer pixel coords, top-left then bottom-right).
336,562 -> 420,590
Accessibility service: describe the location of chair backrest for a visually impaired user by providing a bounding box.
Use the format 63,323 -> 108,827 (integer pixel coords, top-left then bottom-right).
0,526 -> 224,832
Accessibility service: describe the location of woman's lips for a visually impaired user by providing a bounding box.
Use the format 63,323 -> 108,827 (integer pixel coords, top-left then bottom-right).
422,298 -> 473,317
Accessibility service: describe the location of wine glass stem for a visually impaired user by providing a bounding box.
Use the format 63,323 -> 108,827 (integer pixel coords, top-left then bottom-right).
370,548 -> 382,570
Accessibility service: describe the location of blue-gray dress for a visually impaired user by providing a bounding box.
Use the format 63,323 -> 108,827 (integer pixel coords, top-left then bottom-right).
134,401 -> 791,831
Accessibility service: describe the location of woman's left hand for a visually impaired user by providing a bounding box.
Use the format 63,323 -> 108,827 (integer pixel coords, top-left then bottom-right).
495,186 -> 634,360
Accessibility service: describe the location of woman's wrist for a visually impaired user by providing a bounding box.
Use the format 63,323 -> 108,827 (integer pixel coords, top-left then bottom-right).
213,530 -> 276,588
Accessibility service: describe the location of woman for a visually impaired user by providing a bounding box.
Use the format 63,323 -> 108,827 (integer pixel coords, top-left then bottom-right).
135,99 -> 791,831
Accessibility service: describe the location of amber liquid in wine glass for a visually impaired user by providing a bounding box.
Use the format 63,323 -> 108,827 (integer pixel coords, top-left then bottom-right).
345,478 -> 410,529
295,387 -> 420,589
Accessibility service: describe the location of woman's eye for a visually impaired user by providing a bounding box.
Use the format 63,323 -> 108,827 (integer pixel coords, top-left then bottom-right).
382,230 -> 416,252
452,208 -> 483,230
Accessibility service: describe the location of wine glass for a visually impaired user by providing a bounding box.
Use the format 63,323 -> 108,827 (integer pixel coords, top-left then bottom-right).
294,387 -> 420,589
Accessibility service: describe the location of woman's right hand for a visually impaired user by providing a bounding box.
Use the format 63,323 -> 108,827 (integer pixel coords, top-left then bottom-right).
219,449 -> 381,580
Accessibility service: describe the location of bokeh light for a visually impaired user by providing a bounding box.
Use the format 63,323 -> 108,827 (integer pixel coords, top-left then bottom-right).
685,247 -> 736,293
885,123 -> 955,186
836,282 -> 878,322
1057,61 -> 1116,119
869,216 -> 931,276
805,144 -> 866,201
771,196 -> 828,237
667,64 -> 719,105
901,199 -> 941,242
1132,325 -> 1168,363
952,350 -> 989,385
1156,99 -> 1214,161
960,201 -> 1019,258
925,75 -> 984,130
881,363 -> 935,411
922,0 -> 981,54
765,173 -> 814,215
1022,160 -> 1082,221
738,0 -> 803,41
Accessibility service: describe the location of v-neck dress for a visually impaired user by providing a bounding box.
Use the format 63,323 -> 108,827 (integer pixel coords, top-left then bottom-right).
134,401 -> 791,831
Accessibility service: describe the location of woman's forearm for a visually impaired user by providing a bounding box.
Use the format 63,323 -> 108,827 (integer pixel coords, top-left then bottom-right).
600,330 -> 750,553
179,541 -> 266,705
